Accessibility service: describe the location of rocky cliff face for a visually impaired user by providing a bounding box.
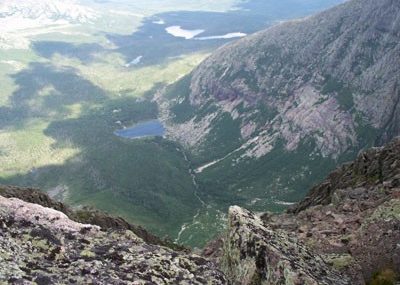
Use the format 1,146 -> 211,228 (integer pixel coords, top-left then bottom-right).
171,0 -> 400,155
219,138 -> 400,285
158,0 -> 400,212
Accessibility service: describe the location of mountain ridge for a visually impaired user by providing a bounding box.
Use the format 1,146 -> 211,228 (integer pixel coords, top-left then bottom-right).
168,0 -> 400,155
157,0 -> 400,223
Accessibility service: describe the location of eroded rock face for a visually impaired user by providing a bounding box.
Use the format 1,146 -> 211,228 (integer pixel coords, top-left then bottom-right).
222,206 -> 350,285
0,196 -> 227,285
0,196 -> 99,234
219,138 -> 400,285
183,0 -> 400,157
157,0 -> 400,217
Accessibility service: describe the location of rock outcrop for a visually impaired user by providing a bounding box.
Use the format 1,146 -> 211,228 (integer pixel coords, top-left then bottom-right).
218,138 -> 400,285
0,185 -> 186,252
0,195 -> 227,284
223,206 -> 350,285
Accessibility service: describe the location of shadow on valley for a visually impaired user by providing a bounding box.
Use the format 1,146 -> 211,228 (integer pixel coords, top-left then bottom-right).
105,11 -> 267,67
0,69 -> 201,242
105,0 -> 344,66
31,0 -> 344,68
0,62 -> 106,128
32,42 -> 104,63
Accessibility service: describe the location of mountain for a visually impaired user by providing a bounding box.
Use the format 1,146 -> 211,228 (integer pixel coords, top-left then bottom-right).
1,139 -> 398,284
0,0 -> 349,248
159,0 -> 400,214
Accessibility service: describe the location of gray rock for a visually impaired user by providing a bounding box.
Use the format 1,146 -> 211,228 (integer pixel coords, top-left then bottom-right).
222,206 -> 350,285
0,196 -> 227,285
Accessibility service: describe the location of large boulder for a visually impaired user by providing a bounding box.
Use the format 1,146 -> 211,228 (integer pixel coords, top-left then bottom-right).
222,206 -> 350,285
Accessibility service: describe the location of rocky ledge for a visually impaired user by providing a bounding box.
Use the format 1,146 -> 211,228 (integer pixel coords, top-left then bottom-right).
0,185 -> 186,252
218,138 -> 400,284
0,195 -> 227,284
222,206 -> 350,285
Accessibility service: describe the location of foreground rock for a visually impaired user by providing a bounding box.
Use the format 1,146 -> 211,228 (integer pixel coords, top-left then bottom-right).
0,185 -> 186,252
223,206 -> 350,285
218,138 -> 400,285
0,196 -> 227,284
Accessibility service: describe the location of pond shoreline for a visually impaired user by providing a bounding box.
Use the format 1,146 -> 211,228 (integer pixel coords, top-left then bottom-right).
114,119 -> 165,139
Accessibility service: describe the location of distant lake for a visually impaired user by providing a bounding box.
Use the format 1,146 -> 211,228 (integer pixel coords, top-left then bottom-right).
114,120 -> 165,139
165,25 -> 205,39
165,25 -> 246,41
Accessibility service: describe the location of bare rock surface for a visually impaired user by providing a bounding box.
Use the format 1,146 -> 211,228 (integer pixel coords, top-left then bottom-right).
0,196 -> 99,233
0,185 -> 187,252
222,206 -> 350,285
0,195 -> 227,285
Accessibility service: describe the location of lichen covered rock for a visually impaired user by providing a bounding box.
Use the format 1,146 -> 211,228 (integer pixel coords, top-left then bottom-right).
0,196 -> 227,284
222,206 -> 350,285
0,185 -> 186,251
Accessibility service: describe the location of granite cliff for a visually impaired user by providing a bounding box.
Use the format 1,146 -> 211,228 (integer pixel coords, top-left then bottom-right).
158,0 -> 400,213
167,0 -> 400,155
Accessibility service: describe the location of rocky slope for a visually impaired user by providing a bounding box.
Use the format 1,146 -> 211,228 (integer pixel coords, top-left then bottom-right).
223,206 -> 351,285
0,192 -> 226,284
158,0 -> 400,212
216,138 -> 400,284
0,185 -> 187,252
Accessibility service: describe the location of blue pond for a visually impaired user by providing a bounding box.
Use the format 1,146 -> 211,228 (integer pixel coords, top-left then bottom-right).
114,120 -> 165,139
